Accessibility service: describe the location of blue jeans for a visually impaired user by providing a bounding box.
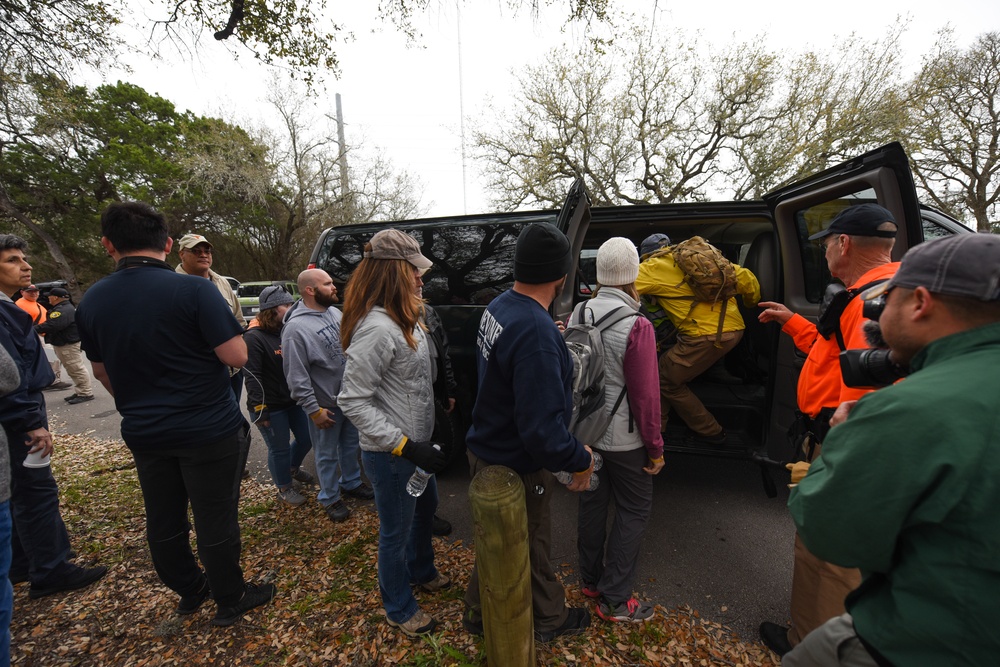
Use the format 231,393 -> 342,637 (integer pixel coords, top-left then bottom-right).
7,397 -> 73,586
256,406 -> 313,488
362,450 -> 438,623
0,499 -> 12,667
306,406 -> 362,507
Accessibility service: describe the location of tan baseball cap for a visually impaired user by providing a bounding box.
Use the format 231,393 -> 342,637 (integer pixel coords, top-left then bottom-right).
365,229 -> 432,269
177,233 -> 213,251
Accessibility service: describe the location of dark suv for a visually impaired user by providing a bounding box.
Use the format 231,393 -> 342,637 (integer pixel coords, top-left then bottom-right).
307,143 -> 970,476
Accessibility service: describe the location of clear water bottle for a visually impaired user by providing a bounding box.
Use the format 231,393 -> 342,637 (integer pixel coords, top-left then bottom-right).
554,451 -> 603,491
406,444 -> 441,497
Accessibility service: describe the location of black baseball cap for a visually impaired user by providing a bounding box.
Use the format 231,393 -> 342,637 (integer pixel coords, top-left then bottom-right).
808,203 -> 898,241
639,233 -> 671,258
49,287 -> 71,298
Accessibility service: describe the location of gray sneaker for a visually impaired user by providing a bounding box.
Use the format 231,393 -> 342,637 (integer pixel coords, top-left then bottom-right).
290,467 -> 315,485
277,486 -> 306,506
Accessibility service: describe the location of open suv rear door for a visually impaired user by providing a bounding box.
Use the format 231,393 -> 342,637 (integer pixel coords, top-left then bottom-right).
760,141 -> 923,464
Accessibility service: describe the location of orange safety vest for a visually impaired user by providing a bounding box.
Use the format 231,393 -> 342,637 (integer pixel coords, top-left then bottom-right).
15,298 -> 47,326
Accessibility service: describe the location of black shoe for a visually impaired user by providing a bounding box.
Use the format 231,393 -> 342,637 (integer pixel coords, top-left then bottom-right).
759,621 -> 793,656
211,582 -> 276,627
462,608 -> 484,636
431,514 -> 453,536
534,607 -> 590,642
63,393 -> 79,401
343,483 -> 374,500
177,579 -> 213,614
29,564 -> 108,599
66,394 -> 95,405
324,500 -> 351,522
45,381 -> 73,392
694,429 -> 727,445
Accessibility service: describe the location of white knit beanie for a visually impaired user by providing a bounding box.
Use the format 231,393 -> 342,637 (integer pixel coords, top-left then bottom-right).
596,237 -> 640,286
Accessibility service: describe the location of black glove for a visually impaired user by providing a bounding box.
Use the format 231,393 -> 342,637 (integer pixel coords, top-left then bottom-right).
401,439 -> 448,474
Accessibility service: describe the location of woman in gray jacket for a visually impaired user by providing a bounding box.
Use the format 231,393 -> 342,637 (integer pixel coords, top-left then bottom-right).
338,229 -> 449,637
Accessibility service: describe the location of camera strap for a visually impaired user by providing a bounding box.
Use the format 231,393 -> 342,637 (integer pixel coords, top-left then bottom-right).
817,279 -> 889,351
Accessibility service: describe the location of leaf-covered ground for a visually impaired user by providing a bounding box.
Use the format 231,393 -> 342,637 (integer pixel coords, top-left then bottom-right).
11,433 -> 780,666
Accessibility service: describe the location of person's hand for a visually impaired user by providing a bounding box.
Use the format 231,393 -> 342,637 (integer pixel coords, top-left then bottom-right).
786,461 -> 811,486
554,319 -> 566,332
401,440 -> 448,473
643,456 -> 665,475
259,420 -> 271,428
758,301 -> 794,325
829,400 -> 857,428
310,408 -> 336,429
25,428 -> 53,458
446,398 -> 456,414
567,446 -> 595,492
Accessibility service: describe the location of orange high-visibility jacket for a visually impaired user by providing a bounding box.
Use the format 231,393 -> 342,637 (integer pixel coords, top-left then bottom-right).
782,263 -> 899,418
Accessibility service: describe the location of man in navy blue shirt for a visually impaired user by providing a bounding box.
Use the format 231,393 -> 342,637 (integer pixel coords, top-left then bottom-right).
463,222 -> 595,642
76,202 -> 274,626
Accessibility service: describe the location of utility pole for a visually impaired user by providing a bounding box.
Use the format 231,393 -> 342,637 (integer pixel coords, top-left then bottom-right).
457,1 -> 468,214
335,93 -> 352,220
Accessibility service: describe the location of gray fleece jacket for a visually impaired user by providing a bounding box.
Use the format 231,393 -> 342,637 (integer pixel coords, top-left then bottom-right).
0,344 -> 19,503
338,307 -> 434,452
280,300 -> 347,417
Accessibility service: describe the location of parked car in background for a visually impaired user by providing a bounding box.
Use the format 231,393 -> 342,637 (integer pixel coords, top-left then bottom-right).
307,142 -> 971,478
237,280 -> 299,318
222,276 -> 240,292
31,280 -> 69,301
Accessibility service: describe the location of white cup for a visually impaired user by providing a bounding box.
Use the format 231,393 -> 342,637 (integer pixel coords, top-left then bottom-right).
24,448 -> 51,468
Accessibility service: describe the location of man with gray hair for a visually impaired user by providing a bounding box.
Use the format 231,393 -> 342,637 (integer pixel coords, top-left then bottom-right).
0,234 -> 106,599
783,233 -> 1000,666
281,269 -> 372,523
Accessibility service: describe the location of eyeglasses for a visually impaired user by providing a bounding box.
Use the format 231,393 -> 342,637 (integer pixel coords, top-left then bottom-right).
820,235 -> 838,252
185,247 -> 213,256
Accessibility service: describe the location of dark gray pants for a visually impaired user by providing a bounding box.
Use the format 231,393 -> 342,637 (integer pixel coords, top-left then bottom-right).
576,447 -> 653,606
464,452 -> 569,634
783,614 -> 881,667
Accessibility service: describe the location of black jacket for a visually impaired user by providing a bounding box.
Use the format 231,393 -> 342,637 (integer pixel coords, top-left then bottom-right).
34,300 -> 80,347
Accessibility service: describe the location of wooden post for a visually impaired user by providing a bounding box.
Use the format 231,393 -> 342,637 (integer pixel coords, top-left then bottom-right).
469,465 -> 535,666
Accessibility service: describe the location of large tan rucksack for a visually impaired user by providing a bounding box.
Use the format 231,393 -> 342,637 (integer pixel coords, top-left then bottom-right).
666,236 -> 739,346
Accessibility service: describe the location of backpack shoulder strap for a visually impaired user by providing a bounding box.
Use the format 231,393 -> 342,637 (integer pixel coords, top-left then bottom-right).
592,306 -> 641,332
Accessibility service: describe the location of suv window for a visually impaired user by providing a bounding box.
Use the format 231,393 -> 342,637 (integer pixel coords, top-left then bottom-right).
238,283 -> 271,298
319,222 -> 532,306
793,188 -> 880,303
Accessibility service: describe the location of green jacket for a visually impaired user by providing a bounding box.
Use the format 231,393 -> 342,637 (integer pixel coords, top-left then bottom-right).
789,321 -> 1000,666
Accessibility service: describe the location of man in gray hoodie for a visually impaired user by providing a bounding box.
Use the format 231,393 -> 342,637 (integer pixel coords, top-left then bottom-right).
281,269 -> 372,522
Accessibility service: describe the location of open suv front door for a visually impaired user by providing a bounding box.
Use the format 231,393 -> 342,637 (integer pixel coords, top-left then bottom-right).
760,141 -> 924,464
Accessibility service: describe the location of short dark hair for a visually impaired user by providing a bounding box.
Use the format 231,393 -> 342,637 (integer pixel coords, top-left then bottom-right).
100,201 -> 169,253
0,234 -> 28,253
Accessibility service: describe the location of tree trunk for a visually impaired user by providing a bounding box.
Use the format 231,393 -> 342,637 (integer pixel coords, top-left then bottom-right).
0,184 -> 83,299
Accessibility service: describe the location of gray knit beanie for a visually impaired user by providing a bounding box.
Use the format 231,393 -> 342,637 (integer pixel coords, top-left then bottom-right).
259,285 -> 295,311
597,237 -> 640,286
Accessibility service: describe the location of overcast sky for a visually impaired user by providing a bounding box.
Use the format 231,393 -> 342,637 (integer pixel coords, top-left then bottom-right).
95,0 -> 998,218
